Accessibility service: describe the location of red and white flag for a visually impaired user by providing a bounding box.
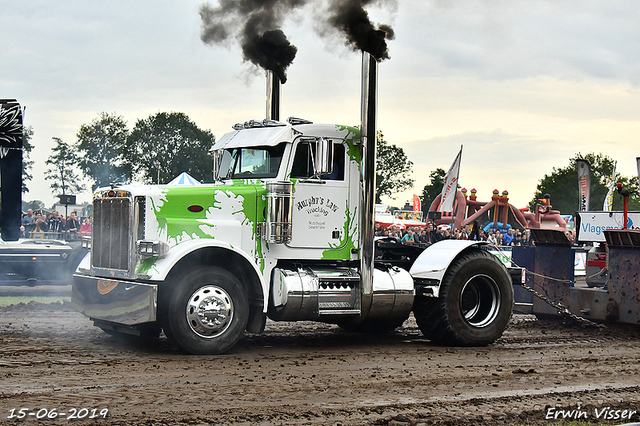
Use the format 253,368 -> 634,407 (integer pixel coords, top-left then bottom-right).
439,146 -> 463,213
412,194 -> 421,212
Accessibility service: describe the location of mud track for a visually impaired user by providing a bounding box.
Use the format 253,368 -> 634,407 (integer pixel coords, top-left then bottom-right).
1,301 -> 639,425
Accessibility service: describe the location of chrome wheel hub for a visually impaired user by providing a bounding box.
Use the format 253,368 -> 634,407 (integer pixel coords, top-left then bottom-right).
460,274 -> 500,328
186,285 -> 234,338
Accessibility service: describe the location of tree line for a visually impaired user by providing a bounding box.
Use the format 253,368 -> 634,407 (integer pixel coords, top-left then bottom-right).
24,116 -> 413,206
21,114 -> 639,214
24,112 -> 216,202
420,154 -> 640,214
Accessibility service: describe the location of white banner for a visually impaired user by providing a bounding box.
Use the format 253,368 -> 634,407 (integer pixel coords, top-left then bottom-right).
439,146 -> 462,213
603,162 -> 616,211
576,211 -> 640,242
576,159 -> 591,212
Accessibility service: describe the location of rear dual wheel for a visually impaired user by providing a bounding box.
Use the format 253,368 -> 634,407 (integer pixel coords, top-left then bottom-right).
414,249 -> 514,346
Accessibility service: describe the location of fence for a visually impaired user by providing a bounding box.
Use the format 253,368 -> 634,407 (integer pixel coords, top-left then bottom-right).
26,231 -> 81,241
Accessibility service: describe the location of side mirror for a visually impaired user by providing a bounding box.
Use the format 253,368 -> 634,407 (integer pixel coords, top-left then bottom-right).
314,137 -> 333,176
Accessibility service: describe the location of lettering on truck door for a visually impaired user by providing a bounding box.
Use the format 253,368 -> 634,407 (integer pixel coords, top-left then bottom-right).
288,139 -> 350,250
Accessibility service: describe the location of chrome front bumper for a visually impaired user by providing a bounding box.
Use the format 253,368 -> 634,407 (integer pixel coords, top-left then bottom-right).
72,274 -> 157,325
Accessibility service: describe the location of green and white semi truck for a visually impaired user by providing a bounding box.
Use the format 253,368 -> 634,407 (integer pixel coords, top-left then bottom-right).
72,54 -> 515,354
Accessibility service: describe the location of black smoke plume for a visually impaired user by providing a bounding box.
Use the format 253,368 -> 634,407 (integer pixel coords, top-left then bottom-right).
199,0 -> 395,80
326,0 -> 395,61
200,0 -> 305,83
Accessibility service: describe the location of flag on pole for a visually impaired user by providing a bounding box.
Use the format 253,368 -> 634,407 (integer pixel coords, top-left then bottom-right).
439,146 -> 463,213
636,157 -> 640,185
412,194 -> 421,212
603,162 -> 617,211
576,159 -> 591,212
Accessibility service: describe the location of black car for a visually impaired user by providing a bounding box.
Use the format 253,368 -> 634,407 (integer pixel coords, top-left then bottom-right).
0,238 -> 86,285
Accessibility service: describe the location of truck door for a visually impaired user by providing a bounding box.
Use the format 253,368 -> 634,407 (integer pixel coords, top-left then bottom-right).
287,139 -> 351,251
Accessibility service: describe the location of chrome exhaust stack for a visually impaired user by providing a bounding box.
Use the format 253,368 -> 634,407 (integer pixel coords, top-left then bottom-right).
266,70 -> 281,121
360,52 -> 377,297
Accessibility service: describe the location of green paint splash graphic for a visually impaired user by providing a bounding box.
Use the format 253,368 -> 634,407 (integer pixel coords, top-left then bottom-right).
322,200 -> 358,260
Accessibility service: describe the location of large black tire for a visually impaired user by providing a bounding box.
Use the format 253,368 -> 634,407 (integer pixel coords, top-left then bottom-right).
413,248 -> 514,346
164,267 -> 249,355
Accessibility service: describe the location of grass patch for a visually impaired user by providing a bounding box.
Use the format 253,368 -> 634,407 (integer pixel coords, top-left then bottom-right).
0,296 -> 71,307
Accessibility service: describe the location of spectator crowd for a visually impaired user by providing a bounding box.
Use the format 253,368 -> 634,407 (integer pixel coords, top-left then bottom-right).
374,221 -> 573,247
20,209 -> 92,240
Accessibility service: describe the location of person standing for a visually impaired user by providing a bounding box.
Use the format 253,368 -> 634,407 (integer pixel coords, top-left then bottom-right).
504,228 -> 515,245
486,230 -> 498,246
33,212 -> 49,237
66,212 -> 80,239
48,211 -> 63,238
513,230 -> 523,246
21,209 -> 35,237
78,218 -> 92,236
469,221 -> 480,241
401,229 -> 416,244
431,223 -> 444,243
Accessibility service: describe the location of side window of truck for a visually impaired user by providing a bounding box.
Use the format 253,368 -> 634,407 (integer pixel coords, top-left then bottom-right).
291,141 -> 345,180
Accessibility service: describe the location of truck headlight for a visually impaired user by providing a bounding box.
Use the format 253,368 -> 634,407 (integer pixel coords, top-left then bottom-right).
136,240 -> 169,258
81,237 -> 91,250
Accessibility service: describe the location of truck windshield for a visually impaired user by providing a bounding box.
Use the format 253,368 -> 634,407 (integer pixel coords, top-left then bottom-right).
218,143 -> 286,179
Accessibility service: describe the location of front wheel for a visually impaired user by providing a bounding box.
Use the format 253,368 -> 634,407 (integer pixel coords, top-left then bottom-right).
164,267 -> 249,355
413,248 -> 514,346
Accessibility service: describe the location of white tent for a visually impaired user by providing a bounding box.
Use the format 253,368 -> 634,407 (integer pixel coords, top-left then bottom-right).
168,172 -> 201,185
375,205 -> 426,229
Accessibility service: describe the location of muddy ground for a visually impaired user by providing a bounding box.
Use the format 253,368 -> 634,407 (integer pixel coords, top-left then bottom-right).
1,291 -> 640,425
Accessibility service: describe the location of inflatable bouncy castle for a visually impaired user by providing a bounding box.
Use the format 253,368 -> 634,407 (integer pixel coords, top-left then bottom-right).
428,188 -> 568,231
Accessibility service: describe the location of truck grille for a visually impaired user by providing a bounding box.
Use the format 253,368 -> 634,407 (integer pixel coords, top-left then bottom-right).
92,198 -> 131,270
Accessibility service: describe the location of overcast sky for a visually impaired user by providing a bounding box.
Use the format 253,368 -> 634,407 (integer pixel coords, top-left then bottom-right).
2,0 -> 639,211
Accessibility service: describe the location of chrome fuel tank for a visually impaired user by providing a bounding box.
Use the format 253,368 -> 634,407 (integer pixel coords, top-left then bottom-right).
268,265 -> 414,322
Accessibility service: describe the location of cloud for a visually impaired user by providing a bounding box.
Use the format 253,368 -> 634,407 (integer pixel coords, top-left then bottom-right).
393,0 -> 640,84
397,129 -> 558,207
2,0 -> 640,210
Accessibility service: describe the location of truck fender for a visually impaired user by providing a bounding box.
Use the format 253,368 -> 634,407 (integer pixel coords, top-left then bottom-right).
151,240 -> 269,333
409,240 -> 488,297
75,250 -> 91,273
138,239 -> 265,285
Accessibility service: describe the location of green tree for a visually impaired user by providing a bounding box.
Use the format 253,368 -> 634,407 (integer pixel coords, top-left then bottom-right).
76,112 -> 130,189
22,125 -> 34,194
375,131 -> 414,203
22,200 -> 44,212
45,137 -> 85,196
124,112 -> 216,184
421,168 -> 446,213
529,152 -> 640,213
